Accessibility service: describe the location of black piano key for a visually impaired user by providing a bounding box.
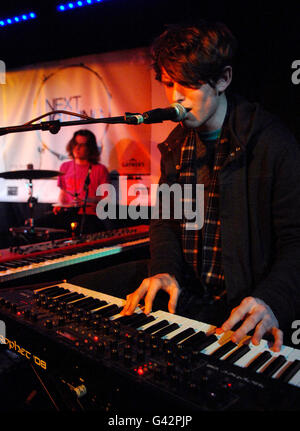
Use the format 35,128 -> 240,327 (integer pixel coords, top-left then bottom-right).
70,297 -> 97,307
246,351 -> 272,371
24,257 -> 48,263
114,314 -> 141,325
180,330 -> 206,349
37,286 -> 61,295
152,323 -> 180,338
78,299 -> 106,311
98,304 -> 121,317
116,313 -> 155,329
40,287 -> 68,297
168,327 -> 196,344
87,299 -> 108,310
224,344 -> 251,364
103,306 -> 123,317
57,292 -> 85,302
278,359 -> 300,383
143,319 -> 170,334
132,315 -> 155,329
2,261 -> 24,268
6,260 -> 29,267
261,355 -> 287,377
44,288 -> 69,297
195,334 -> 218,351
210,341 -> 237,359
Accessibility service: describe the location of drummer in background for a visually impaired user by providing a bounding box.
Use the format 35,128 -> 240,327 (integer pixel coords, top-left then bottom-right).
53,129 -> 110,234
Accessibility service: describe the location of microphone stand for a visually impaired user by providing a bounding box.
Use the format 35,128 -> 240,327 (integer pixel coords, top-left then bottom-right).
0,112 -> 143,136
79,166 -> 91,237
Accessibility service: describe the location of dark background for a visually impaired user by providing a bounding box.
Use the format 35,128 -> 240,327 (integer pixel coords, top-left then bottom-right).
1,0 -> 299,138
0,0 -> 299,247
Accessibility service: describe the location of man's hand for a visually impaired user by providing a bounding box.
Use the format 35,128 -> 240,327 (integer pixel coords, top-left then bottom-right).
121,273 -> 181,316
220,297 -> 283,352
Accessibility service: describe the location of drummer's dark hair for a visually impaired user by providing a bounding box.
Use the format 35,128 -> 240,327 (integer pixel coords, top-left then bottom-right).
67,129 -> 100,164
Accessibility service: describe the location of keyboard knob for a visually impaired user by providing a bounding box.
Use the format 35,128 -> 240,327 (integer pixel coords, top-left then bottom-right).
136,349 -> 145,362
44,319 -> 53,329
124,353 -> 132,367
111,348 -> 119,360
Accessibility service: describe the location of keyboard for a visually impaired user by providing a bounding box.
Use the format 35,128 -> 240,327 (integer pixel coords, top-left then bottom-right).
0,226 -> 149,284
0,281 -> 299,411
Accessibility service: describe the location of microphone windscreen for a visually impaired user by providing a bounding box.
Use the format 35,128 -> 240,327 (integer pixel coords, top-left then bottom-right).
171,103 -> 187,122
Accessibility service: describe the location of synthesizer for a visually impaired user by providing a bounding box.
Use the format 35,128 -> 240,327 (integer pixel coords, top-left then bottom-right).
0,282 -> 299,411
0,226 -> 149,285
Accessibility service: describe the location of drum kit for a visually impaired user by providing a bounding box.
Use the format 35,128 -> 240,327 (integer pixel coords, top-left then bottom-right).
0,167 -> 82,239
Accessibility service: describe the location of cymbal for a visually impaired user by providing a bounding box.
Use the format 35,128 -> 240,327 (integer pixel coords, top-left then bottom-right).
0,169 -> 64,180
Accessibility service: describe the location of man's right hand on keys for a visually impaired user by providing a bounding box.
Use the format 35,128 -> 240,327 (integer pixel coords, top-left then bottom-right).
121,273 -> 181,316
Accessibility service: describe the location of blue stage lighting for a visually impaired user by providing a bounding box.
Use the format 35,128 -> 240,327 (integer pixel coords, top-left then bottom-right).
57,0 -> 103,12
0,11 -> 36,28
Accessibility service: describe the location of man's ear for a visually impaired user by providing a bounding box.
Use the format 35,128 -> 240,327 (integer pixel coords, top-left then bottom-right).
216,66 -> 232,93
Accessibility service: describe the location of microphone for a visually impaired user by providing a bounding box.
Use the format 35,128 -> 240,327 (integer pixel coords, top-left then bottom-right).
142,103 -> 188,124
125,103 -> 189,125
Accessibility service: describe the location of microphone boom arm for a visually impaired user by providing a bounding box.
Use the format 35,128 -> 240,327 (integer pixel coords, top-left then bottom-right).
0,103 -> 187,136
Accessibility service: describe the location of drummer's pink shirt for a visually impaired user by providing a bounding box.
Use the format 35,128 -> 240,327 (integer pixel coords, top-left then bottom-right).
57,160 -> 109,215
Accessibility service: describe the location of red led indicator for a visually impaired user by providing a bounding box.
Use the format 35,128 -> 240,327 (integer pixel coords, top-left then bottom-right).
93,336 -> 99,342
137,368 -> 144,376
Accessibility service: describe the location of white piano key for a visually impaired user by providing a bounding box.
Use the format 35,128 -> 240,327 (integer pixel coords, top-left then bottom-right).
232,340 -> 268,368
280,348 -> 300,386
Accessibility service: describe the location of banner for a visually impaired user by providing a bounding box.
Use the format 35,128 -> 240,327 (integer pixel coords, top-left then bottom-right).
0,47 -> 174,205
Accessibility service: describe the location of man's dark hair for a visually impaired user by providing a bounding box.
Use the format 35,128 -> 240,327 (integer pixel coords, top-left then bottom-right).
151,21 -> 237,88
66,129 -> 100,164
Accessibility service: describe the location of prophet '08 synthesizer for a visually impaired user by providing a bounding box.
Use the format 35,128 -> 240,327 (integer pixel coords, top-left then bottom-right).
0,281 -> 300,412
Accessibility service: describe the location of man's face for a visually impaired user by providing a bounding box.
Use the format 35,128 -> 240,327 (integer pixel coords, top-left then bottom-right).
161,68 -> 221,131
72,134 -> 89,160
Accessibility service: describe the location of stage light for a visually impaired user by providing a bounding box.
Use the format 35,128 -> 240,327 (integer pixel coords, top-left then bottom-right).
57,0 -> 103,12
0,11 -> 36,28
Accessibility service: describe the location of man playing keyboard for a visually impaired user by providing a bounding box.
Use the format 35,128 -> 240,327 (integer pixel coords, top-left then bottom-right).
119,21 -> 300,352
